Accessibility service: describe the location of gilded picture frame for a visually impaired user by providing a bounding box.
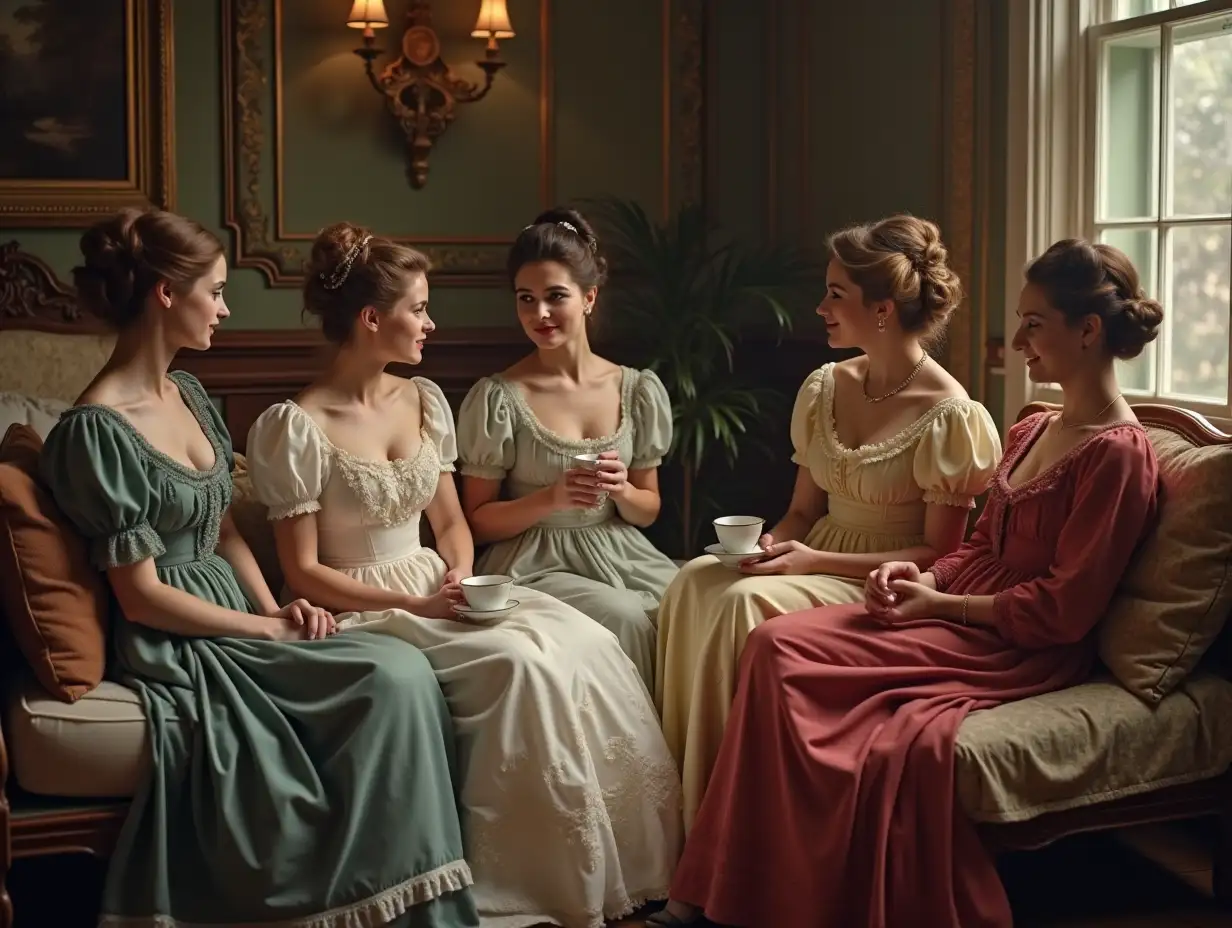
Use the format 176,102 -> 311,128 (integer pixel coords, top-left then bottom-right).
0,0 -> 175,227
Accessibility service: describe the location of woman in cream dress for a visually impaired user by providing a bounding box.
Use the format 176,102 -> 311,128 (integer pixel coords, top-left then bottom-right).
248,224 -> 682,928
459,208 -> 679,691
655,215 -> 1003,831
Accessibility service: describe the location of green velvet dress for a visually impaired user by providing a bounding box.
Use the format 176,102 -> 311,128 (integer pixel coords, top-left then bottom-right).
40,371 -> 478,928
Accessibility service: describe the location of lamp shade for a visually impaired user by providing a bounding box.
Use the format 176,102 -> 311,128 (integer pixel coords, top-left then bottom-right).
347,0 -> 390,28
471,0 -> 515,39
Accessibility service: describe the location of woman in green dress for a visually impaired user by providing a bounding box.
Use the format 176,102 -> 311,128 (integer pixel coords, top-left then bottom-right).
457,207 -> 679,691
40,207 -> 478,928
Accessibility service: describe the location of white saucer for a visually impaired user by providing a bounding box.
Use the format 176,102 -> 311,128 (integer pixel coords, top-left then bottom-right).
704,543 -> 768,570
453,599 -> 519,624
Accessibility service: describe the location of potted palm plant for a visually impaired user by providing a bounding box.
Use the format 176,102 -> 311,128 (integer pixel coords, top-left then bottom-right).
585,197 -> 823,557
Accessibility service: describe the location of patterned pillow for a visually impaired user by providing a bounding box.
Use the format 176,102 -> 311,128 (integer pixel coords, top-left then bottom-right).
1099,426 -> 1232,703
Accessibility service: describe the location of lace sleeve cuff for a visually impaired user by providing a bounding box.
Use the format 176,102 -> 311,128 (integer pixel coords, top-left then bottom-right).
267,500 -> 322,521
94,523 -> 166,569
923,488 -> 977,509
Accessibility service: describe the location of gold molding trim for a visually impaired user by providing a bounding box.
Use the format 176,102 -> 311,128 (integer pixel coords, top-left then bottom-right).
942,0 -> 977,390
675,0 -> 706,208
223,0 -> 539,287
272,0 -> 551,245
223,0 -> 705,288
0,0 -> 175,227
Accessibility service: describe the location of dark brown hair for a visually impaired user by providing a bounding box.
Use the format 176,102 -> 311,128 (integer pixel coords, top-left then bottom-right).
73,208 -> 224,330
302,222 -> 432,344
507,207 -> 609,292
1025,238 -> 1164,359
827,214 -> 962,347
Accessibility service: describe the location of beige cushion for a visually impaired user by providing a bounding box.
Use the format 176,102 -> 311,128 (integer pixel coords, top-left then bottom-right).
1098,427 -> 1232,703
954,671 -> 1232,824
0,330 -> 114,402
7,672 -> 156,797
0,391 -> 70,440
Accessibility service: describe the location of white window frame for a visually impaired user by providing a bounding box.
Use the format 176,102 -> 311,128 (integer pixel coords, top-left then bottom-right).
1003,0 -> 1232,426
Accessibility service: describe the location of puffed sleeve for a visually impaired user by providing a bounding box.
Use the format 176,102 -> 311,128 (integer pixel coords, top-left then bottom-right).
790,366 -> 829,465
930,413 -> 1037,591
457,377 -> 516,480
911,400 -> 1003,509
993,427 -> 1160,650
40,410 -> 166,570
171,371 -> 234,472
413,377 -> 458,473
244,403 -> 330,521
630,369 -> 673,470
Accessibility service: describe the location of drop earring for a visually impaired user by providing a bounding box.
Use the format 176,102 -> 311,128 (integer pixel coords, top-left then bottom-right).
877,316 -> 886,332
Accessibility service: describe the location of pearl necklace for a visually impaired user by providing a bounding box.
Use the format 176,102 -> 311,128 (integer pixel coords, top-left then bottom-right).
863,354 -> 930,403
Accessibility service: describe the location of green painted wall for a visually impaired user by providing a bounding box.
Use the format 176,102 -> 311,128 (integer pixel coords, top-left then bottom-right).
6,0 -> 1008,364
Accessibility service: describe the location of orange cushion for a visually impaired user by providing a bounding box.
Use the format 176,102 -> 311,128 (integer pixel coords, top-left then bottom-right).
0,423 -> 108,702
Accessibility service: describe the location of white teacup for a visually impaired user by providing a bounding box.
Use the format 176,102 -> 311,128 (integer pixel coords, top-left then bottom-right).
571,453 -> 609,508
460,574 -> 514,612
713,515 -> 765,554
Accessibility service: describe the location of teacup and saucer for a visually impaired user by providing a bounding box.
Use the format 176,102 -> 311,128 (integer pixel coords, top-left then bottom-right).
705,516 -> 770,570
454,574 -> 519,624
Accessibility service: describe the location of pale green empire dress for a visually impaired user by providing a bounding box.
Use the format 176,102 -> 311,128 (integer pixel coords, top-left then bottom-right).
40,371 -> 478,928
458,368 -> 680,690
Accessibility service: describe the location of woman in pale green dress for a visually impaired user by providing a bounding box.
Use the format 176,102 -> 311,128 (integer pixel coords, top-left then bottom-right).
458,208 -> 679,690
41,208 -> 477,928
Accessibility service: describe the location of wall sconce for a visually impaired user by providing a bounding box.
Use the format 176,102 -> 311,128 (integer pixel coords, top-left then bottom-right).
348,0 -> 515,189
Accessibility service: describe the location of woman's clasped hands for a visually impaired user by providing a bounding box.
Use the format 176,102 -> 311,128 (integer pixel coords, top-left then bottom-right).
270,598 -> 336,640
864,561 -> 943,623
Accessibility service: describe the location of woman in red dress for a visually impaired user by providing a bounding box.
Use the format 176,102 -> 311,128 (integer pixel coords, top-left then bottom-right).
649,238 -> 1165,928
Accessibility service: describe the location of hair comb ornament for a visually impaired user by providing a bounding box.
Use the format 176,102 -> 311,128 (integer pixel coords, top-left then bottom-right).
520,220 -> 598,253
320,234 -> 372,290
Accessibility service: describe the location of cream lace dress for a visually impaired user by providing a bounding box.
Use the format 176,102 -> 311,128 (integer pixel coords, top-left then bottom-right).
655,362 -> 1003,829
246,378 -> 683,928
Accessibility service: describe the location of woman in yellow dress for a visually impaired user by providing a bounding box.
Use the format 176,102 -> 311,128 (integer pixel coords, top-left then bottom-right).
655,214 -> 1004,829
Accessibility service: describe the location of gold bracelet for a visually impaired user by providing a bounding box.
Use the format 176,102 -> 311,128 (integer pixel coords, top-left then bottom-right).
961,593 -> 970,626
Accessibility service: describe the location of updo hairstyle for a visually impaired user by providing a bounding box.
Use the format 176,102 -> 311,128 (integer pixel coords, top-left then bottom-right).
302,222 -> 432,344
73,207 -> 224,329
1024,238 -> 1164,359
506,207 -> 609,292
826,214 -> 963,347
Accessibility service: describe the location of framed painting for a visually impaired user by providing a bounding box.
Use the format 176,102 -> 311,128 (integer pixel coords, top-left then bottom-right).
0,0 -> 174,226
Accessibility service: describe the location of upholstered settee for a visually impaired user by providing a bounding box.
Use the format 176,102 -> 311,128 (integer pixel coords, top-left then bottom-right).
2,327 -> 1232,925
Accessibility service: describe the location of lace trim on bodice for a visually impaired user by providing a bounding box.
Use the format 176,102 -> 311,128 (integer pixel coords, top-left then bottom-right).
285,400 -> 445,528
984,414 -> 1145,556
816,362 -> 977,466
494,367 -> 635,456
69,372 -> 229,561
997,414 -> 1145,504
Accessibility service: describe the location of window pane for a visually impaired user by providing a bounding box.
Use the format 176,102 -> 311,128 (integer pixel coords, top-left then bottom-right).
1168,14 -> 1232,217
1099,30 -> 1161,221
1164,223 -> 1231,401
1103,227 -> 1159,392
1112,0 -> 1214,22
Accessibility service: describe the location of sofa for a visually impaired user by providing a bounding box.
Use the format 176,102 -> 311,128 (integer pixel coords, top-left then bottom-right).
2,325 -> 1232,925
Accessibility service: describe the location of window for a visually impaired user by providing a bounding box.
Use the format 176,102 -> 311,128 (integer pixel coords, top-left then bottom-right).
1002,0 -> 1232,424
1087,0 -> 1232,412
